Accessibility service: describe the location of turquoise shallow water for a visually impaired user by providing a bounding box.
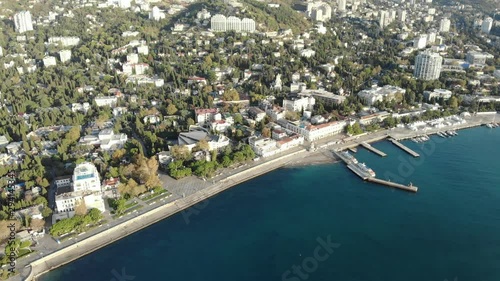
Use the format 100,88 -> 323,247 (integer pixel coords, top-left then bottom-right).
40,127 -> 500,281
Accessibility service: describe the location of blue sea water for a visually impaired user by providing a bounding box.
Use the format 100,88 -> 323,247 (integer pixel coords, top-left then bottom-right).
41,127 -> 500,281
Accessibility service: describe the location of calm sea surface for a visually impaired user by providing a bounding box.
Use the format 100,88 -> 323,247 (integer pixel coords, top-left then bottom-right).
41,127 -> 500,281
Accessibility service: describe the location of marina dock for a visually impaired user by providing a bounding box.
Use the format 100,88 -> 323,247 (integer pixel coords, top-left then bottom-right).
360,142 -> 387,157
367,177 -> 418,192
333,150 -> 419,193
389,138 -> 420,157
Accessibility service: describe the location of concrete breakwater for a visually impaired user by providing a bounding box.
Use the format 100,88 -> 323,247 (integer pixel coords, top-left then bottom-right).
23,149 -> 307,281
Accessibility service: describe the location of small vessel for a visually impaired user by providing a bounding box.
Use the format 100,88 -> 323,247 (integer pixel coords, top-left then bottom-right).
437,132 -> 446,138
423,135 -> 430,140
446,131 -> 454,136
486,123 -> 494,128
412,138 -> 419,143
357,162 -> 376,177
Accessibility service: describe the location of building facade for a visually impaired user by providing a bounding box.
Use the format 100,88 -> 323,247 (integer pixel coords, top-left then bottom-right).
414,51 -> 443,80
14,11 -> 33,33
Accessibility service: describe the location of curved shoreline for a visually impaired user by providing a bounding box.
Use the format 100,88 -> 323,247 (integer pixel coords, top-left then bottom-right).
24,149 -> 307,281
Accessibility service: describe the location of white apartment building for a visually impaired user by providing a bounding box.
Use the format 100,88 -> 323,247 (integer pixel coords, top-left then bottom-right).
283,96 -> 315,112
284,120 -> 346,141
427,30 -> 437,45
423,89 -> 452,101
466,51 -> 494,65
337,0 -> 346,11
94,96 -> 118,107
127,53 -> 139,64
357,85 -> 406,106
59,50 -> 71,63
227,16 -> 241,32
149,6 -> 165,21
48,36 -> 80,46
241,18 -> 256,32
413,34 -> 427,49
439,18 -> 451,33
414,51 -> 443,80
307,2 -> 332,22
397,10 -> 406,22
481,17 -> 493,34
43,56 -> 57,67
14,11 -> 33,33
211,14 -> 227,32
72,162 -> 102,192
97,129 -> 128,151
137,45 -> 149,55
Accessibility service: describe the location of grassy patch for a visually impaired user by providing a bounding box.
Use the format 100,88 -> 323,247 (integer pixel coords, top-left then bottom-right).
141,189 -> 170,201
144,192 -> 172,204
112,205 -> 144,219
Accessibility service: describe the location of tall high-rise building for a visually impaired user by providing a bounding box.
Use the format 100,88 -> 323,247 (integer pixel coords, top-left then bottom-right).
397,9 -> 406,22
481,17 -> 493,34
241,18 -> 256,32
211,14 -> 227,32
379,10 -> 388,28
338,0 -> 346,11
14,11 -> 33,33
439,18 -> 451,33
226,16 -> 241,32
414,51 -> 443,80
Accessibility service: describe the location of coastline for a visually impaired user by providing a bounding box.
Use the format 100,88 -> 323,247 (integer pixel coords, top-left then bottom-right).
19,113 -> 499,281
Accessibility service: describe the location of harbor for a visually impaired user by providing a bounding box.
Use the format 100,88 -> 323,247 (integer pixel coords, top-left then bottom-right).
333,150 -> 418,193
389,138 -> 420,157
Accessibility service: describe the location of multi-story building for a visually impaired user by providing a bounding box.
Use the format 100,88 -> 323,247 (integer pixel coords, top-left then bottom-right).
72,162 -> 101,192
423,89 -> 452,101
413,34 -> 427,49
226,16 -> 241,32
43,56 -> 57,67
298,89 -> 346,106
307,2 -> 332,21
149,6 -> 165,21
197,9 -> 211,20
427,30 -> 437,45
241,18 -> 256,32
357,85 -> 406,106
397,10 -> 406,22
59,50 -> 71,63
283,96 -> 315,112
337,0 -> 346,11
14,11 -> 33,33
94,96 -> 118,107
481,17 -> 493,34
48,36 -> 80,46
195,108 -> 219,124
282,120 -> 346,141
414,51 -> 443,80
211,14 -> 227,32
439,18 -> 451,33
466,51 -> 494,65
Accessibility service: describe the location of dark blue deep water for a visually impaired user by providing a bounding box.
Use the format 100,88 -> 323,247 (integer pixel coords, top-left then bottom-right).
41,127 -> 500,281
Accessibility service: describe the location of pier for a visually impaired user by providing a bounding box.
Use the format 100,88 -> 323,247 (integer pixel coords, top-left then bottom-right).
334,149 -> 419,193
360,142 -> 387,157
389,138 -> 420,157
367,177 -> 418,192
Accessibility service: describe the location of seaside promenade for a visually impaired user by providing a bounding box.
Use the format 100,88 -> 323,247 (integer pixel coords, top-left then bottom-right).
13,113 -> 499,281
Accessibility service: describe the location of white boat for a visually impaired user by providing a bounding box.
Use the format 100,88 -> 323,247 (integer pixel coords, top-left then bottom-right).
357,162 -> 376,177
340,151 -> 358,164
412,138 -> 419,143
437,132 -> 446,138
486,123 -> 494,128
